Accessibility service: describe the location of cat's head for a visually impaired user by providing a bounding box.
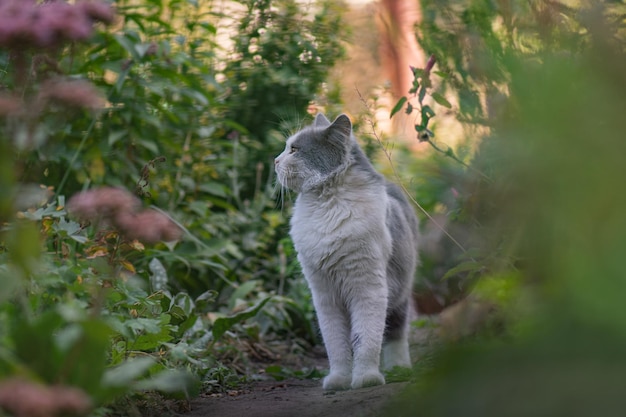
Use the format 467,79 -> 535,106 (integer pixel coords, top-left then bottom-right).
274,113 -> 353,192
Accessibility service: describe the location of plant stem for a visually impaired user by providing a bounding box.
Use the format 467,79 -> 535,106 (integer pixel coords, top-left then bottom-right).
357,88 -> 470,256
425,138 -> 493,183
56,116 -> 98,198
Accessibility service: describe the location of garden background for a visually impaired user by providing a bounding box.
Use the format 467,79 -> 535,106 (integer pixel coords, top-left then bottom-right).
1,0 -> 625,416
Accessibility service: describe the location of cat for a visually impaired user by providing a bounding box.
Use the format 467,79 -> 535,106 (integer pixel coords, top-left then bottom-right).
274,113 -> 419,390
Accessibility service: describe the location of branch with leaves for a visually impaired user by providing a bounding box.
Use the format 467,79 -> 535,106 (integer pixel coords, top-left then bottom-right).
390,55 -> 491,182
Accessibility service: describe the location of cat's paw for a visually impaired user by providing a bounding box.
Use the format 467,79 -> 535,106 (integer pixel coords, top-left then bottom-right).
323,373 -> 352,391
351,370 -> 385,389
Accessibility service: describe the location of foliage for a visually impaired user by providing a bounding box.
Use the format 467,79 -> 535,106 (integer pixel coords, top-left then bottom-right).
391,0 -> 626,306
222,0 -> 346,200
0,0 -> 345,414
387,0 -> 626,415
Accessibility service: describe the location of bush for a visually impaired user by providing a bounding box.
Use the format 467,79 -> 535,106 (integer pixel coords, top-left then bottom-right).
0,0 -> 345,413
387,1 -> 626,415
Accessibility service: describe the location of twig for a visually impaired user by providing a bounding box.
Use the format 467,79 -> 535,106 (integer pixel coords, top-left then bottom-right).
356,87 -> 469,255
423,137 -> 492,183
407,55 -> 492,183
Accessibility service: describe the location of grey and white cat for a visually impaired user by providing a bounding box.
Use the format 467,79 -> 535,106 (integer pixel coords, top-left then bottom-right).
274,113 -> 419,390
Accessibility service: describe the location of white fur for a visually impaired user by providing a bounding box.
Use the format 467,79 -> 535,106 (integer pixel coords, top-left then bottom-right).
275,114 -> 417,390
291,172 -> 391,389
382,338 -> 411,370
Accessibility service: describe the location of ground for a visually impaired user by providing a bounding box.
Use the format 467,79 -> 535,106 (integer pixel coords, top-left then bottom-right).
186,377 -> 409,417
180,323 -> 435,417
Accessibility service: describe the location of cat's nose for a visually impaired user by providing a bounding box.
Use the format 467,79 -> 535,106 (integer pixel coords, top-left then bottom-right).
274,157 -> 279,165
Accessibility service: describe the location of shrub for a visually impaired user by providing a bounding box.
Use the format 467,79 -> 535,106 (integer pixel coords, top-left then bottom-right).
0,0 -> 345,413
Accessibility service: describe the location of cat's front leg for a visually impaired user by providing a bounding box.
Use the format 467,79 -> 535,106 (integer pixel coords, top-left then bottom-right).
313,294 -> 353,390
349,287 -> 388,389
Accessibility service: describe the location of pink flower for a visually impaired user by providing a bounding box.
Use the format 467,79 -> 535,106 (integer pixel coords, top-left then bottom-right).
38,79 -> 105,111
115,210 -> 183,243
0,0 -> 115,49
0,378 -> 92,417
68,187 -> 182,244
0,94 -> 22,116
67,187 -> 141,221
424,54 -> 436,74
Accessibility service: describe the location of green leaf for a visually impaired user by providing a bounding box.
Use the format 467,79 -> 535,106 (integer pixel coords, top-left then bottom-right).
126,317 -> 164,335
170,292 -> 195,317
134,43 -> 153,58
135,369 -> 200,398
194,290 -> 217,312
198,182 -> 228,198
108,130 -> 127,146
390,96 -> 408,118
418,85 -> 427,103
102,356 -> 156,388
7,221 -> 42,276
422,105 -> 436,118
54,217 -> 86,243
228,280 -> 260,309
113,33 -> 141,61
432,92 -> 452,109
442,261 -> 483,280
129,315 -> 175,351
11,311 -> 64,382
149,258 -> 168,292
212,297 -> 272,341
57,320 -> 112,394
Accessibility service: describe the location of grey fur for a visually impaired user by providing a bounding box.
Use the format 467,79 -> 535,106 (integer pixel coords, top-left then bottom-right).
275,114 -> 419,390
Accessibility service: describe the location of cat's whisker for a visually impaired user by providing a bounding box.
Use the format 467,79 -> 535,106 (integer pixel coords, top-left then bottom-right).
273,165 -> 295,212
274,183 -> 288,212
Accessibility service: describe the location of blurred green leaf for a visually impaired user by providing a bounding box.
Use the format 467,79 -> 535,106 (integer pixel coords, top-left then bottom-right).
432,92 -> 452,109
149,258 -> 169,292
390,96 -> 408,118
7,221 -> 41,277
134,368 -> 200,398
442,261 -> 483,280
228,280 -> 260,309
102,356 -> 156,389
212,297 -> 272,342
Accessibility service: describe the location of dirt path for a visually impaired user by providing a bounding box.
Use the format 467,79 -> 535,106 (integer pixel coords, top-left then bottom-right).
186,378 -> 409,417
182,326 -> 434,417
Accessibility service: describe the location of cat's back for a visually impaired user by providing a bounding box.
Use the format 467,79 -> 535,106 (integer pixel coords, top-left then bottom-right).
385,181 -> 419,243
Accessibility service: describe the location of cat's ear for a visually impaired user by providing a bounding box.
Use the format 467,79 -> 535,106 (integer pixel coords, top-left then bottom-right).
328,114 -> 352,139
314,113 -> 332,128
324,114 -> 352,151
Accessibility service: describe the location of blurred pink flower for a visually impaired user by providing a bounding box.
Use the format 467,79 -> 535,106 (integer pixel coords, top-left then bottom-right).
115,210 -> 183,243
67,186 -> 141,221
0,378 -> 92,417
0,94 -> 22,116
38,79 -> 105,110
424,54 -> 436,74
68,187 -> 182,244
0,0 -> 115,49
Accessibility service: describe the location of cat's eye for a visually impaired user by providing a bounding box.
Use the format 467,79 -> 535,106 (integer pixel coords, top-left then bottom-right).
289,146 -> 298,154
